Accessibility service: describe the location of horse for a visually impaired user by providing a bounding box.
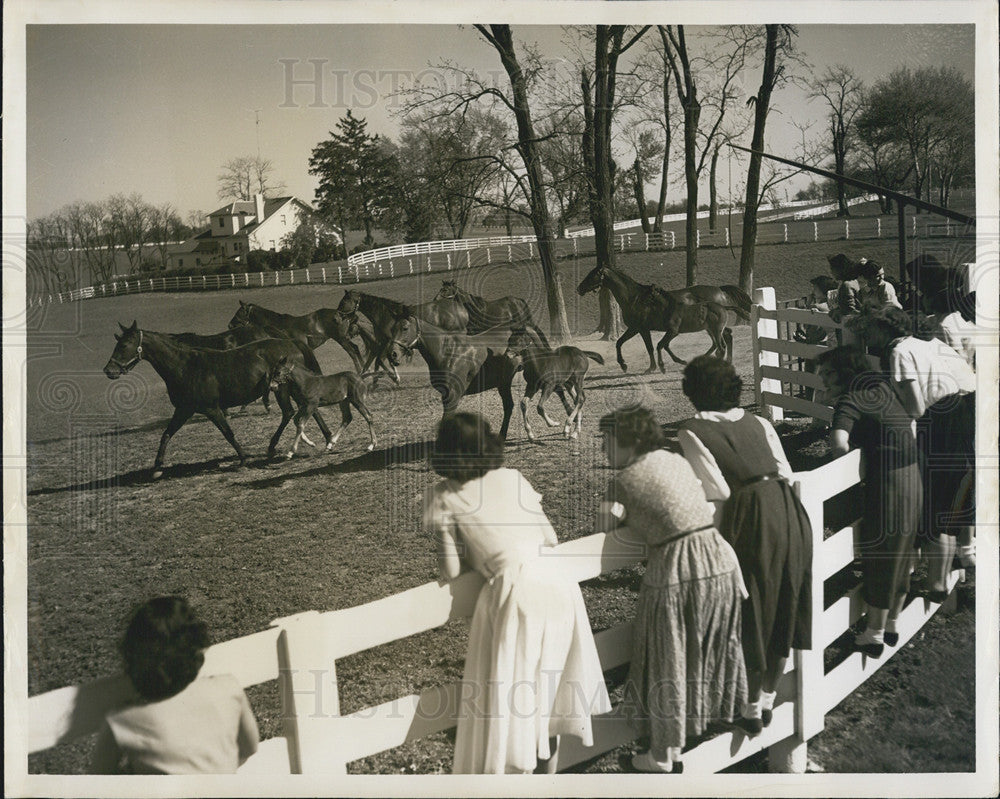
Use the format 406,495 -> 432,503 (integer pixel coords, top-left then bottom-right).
502,329 -> 604,441
169,323 -> 277,414
267,356 -> 376,458
576,265 -> 736,372
435,280 -> 550,346
386,315 -> 519,439
228,300 -> 373,374
337,290 -> 470,382
103,321 -> 332,479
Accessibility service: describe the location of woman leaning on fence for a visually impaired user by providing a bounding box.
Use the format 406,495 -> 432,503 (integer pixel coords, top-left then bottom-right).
848,307 -> 976,601
596,405 -> 746,773
677,356 -> 813,737
815,345 -> 921,658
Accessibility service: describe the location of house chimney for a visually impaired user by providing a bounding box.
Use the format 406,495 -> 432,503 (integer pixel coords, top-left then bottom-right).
254,193 -> 265,223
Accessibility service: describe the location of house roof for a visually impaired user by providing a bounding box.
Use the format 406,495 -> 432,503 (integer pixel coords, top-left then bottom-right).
208,196 -> 300,219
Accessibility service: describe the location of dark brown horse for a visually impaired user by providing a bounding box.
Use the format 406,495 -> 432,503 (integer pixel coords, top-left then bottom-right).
386,316 -> 518,439
170,323 -> 277,413
435,280 -> 550,346
503,329 -> 604,441
268,356 -> 376,458
337,290 -> 470,381
103,322 -> 331,478
577,265 -> 737,372
228,300 -> 373,373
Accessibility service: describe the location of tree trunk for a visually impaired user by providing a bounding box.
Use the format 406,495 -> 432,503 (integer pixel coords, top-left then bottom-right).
738,25 -> 779,293
682,97 -> 700,286
634,160 -> 652,234
709,146 -> 720,231
834,122 -> 849,216
654,67 -> 672,233
486,25 -> 570,343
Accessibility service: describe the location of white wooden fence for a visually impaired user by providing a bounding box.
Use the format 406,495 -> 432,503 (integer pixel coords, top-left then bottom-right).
28,286 -> 965,774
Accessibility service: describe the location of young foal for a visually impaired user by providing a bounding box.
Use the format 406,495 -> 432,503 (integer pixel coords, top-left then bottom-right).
503,329 -> 604,441
268,356 -> 376,458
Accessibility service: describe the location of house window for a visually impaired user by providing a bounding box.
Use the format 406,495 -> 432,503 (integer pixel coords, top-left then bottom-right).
235,241 -> 243,252
270,240 -> 276,251
178,259 -> 183,268
281,215 -> 286,225
218,218 -> 224,228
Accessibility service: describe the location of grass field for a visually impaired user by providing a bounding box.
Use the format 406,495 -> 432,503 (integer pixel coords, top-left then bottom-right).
22,238 -> 975,774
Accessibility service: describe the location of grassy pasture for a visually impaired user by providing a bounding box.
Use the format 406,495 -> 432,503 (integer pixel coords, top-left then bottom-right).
23,238 -> 974,774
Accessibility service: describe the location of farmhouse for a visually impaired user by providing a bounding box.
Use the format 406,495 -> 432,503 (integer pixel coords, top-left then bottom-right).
167,194 -> 337,270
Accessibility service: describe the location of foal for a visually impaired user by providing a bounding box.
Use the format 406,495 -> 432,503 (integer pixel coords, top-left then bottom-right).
268,357 -> 377,458
503,330 -> 604,441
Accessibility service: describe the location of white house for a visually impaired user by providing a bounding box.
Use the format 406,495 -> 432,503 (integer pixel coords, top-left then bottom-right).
168,194 -> 339,270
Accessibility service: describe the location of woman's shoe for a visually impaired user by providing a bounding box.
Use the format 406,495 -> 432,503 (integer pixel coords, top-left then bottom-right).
734,715 -> 763,737
884,631 -> 900,647
853,639 -> 884,658
631,751 -> 677,773
761,708 -> 773,727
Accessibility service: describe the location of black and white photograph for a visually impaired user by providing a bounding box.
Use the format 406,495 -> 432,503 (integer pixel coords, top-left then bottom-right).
4,1 -> 998,796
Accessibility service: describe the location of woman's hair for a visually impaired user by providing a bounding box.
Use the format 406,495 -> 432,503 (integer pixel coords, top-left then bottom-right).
597,405 -> 665,455
430,412 -> 504,483
858,259 -> 884,281
681,355 -> 743,412
121,596 -> 210,702
809,275 -> 839,294
848,305 -> 913,341
815,345 -> 877,389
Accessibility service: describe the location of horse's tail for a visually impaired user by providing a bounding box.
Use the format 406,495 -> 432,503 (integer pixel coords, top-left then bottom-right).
719,285 -> 753,321
582,350 -> 605,365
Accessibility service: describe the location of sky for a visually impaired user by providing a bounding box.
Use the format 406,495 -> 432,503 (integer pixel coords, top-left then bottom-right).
24,19 -> 977,221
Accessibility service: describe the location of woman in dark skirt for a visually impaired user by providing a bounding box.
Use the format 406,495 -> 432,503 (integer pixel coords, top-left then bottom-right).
815,346 -> 922,657
849,306 -> 976,601
678,356 -> 812,737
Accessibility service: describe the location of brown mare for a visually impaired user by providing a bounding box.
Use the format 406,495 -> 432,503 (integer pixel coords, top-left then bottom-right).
337,290 -> 470,382
103,322 -> 332,478
268,356 -> 376,458
228,300 -> 374,373
503,329 -> 604,441
435,280 -> 550,346
386,315 -> 518,439
577,265 -> 742,372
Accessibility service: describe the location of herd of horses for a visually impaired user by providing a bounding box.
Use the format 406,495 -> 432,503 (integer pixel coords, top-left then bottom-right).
100,264 -> 756,478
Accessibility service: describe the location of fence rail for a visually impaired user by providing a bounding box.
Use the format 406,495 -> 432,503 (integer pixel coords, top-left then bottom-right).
27,213 -> 971,308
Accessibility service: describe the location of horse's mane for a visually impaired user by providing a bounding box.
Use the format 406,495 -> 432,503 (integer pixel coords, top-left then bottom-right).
365,293 -> 411,318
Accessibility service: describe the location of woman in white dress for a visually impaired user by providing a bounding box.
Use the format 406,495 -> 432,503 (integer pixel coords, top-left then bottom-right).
423,412 -> 611,774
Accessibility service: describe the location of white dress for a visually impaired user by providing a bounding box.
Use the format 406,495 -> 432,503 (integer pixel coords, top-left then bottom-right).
424,468 -> 611,774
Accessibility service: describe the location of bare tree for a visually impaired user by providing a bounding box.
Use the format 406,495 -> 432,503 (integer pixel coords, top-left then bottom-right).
661,25 -> 755,285
738,25 -> 799,292
402,25 -> 572,342
808,65 -> 864,217
217,154 -> 287,201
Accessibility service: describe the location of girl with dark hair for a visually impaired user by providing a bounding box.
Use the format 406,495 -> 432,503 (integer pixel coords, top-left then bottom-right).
423,412 -> 610,774
597,406 -> 746,773
91,596 -> 259,774
815,346 -> 922,657
849,306 -> 976,598
858,260 -> 902,311
677,356 -> 812,737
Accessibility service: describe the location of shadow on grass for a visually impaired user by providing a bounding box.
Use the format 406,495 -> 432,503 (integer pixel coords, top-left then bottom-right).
239,438 -> 436,489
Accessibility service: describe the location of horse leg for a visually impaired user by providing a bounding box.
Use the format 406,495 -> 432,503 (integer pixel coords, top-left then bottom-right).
328,401 -> 353,449
152,407 -> 195,479
202,406 -> 249,469
565,379 -> 585,439
639,329 -> 658,373
352,395 -> 377,451
288,411 -> 310,458
498,380 -> 514,441
520,388 -> 536,442
341,339 -> 366,374
615,328 -> 640,372
267,388 -> 297,459
536,384 -> 563,427
660,329 -> 687,366
554,385 -> 575,419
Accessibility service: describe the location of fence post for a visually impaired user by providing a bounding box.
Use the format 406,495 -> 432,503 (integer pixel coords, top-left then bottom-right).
322,267 -> 327,283
645,234 -> 649,252
260,272 -> 264,287
487,248 -> 492,265
751,287 -> 783,423
670,231 -> 675,249
845,219 -> 850,240
201,276 -> 206,290
290,270 -> 295,284
507,245 -> 512,263
876,218 -> 881,238
725,228 -> 730,247
783,224 -> 788,244
814,221 -> 818,242
696,229 -> 701,249
447,253 -> 452,271
573,238 -> 578,256
528,242 -> 533,258
467,251 -> 472,269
